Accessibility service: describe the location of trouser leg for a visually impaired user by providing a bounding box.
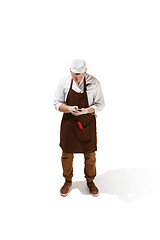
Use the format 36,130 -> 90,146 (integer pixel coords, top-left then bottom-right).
61,150 -> 74,181
84,151 -> 96,182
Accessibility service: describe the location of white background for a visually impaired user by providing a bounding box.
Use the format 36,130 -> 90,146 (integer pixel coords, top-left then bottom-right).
0,0 -> 160,239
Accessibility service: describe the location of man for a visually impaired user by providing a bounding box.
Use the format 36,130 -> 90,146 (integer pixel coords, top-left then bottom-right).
53,59 -> 105,197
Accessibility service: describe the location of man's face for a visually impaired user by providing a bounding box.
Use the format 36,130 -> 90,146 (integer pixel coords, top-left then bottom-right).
70,68 -> 87,83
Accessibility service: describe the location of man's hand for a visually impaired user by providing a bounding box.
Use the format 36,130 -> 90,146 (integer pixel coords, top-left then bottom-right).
68,106 -> 79,116
70,107 -> 88,116
78,108 -> 88,115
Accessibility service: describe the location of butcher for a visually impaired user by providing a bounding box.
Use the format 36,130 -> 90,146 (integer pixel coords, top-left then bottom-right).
53,59 -> 105,197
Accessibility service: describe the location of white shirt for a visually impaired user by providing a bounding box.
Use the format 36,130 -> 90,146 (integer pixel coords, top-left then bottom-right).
53,73 -> 105,116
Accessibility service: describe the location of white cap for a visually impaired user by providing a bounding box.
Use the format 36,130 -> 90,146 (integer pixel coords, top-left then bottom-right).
70,59 -> 86,73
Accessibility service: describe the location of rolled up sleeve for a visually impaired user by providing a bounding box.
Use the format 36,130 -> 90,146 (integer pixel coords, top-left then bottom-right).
90,81 -> 105,115
53,82 -> 65,111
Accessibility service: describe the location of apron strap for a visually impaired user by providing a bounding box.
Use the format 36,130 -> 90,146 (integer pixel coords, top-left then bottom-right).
70,78 -> 73,90
84,76 -> 86,92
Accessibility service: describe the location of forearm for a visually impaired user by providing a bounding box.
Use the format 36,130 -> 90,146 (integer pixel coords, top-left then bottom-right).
59,103 -> 70,113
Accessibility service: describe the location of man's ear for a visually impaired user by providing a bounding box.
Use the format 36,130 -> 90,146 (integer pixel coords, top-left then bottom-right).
86,68 -> 87,72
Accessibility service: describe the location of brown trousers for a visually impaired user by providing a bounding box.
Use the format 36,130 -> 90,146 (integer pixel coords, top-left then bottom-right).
61,150 -> 96,182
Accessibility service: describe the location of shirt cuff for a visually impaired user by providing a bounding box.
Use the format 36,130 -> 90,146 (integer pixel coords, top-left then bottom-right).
55,103 -> 63,111
90,105 -> 97,115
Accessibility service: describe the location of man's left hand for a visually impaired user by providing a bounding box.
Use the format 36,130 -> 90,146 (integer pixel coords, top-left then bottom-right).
73,108 -> 88,116
78,108 -> 88,115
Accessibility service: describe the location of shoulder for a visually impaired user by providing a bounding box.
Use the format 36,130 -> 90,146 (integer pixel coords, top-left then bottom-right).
85,73 -> 100,86
58,74 -> 71,87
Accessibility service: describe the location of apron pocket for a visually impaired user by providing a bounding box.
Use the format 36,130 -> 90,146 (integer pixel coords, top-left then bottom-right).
75,124 -> 91,142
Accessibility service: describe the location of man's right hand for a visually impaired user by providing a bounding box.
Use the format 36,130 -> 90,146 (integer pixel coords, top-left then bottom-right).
68,106 -> 79,116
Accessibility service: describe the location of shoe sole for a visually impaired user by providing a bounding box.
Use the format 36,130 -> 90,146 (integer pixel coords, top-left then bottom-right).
60,192 -> 69,197
91,192 -> 99,197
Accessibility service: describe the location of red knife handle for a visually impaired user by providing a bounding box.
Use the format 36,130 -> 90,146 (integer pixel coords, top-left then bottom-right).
77,121 -> 83,129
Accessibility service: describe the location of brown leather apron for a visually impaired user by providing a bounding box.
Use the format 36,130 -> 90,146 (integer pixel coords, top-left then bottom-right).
59,76 -> 97,153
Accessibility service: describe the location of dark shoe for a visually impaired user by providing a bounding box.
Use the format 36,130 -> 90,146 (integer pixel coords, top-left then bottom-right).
60,180 -> 72,197
87,181 -> 99,197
